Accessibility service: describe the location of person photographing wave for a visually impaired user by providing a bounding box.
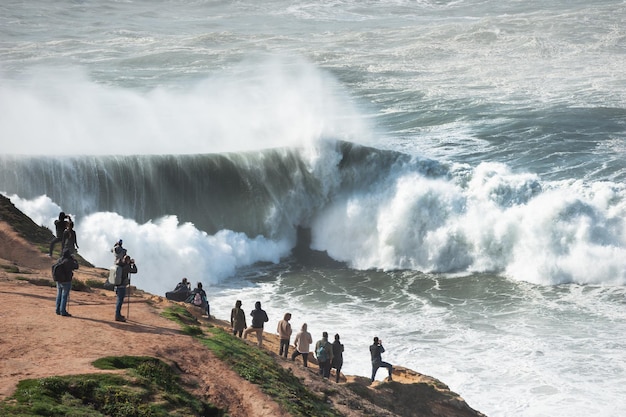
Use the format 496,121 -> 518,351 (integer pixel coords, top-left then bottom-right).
114,255 -> 137,322
370,336 -> 393,382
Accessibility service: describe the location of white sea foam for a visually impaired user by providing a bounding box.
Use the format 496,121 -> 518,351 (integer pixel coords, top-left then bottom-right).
0,59 -> 372,156
310,161 -> 626,286
6,194 -> 292,294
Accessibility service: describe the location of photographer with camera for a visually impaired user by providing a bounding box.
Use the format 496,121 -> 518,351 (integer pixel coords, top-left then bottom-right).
114,255 -> 137,322
369,336 -> 393,382
49,212 -> 70,257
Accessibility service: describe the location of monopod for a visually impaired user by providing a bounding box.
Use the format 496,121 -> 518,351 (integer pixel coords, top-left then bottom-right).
126,278 -> 131,319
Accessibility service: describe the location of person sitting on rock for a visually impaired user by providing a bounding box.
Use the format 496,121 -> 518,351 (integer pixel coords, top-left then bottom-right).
174,277 -> 191,292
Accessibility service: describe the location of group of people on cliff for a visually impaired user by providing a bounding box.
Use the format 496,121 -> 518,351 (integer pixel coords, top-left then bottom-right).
48,211 -> 78,258
49,211 -> 138,323
50,212 -> 80,318
229,300 -> 393,383
48,211 -> 392,384
168,277 -> 210,316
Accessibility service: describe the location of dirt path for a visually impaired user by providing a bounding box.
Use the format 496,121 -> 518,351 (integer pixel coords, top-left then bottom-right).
0,222 -> 292,417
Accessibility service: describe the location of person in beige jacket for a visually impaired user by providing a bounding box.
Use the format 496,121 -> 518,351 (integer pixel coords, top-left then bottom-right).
291,323 -> 313,367
276,313 -> 293,358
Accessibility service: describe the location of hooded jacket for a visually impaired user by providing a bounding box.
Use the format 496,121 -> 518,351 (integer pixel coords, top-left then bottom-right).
250,301 -> 269,328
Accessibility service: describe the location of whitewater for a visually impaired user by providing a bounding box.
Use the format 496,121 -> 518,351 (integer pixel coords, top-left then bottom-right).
1,1 -> 626,416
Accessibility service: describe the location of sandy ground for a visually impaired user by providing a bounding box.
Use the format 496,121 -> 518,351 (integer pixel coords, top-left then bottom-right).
0,220 -> 485,417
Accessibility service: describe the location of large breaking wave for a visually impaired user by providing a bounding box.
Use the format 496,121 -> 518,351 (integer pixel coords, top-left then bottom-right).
2,140 -> 626,292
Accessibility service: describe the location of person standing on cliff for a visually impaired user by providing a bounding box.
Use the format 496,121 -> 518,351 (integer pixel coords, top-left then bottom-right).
111,239 -> 126,264
53,249 -> 79,316
242,301 -> 269,347
62,220 -> 79,255
370,336 -> 393,382
114,255 -> 137,322
291,323 -> 313,367
331,333 -> 344,383
230,300 -> 247,337
49,212 -> 69,257
276,313 -> 293,358
315,331 -> 334,379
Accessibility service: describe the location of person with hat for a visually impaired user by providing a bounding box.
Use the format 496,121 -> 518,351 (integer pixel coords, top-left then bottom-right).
112,239 -> 127,264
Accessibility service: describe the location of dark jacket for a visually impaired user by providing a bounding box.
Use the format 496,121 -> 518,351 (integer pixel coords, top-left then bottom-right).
370,343 -> 385,364
332,340 -> 344,368
55,253 -> 79,283
54,219 -> 68,238
250,301 -> 269,328
62,229 -> 78,252
117,262 -> 137,287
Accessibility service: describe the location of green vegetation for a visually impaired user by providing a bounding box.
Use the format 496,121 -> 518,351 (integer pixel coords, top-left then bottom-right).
0,194 -> 55,247
162,306 -> 344,417
1,264 -> 20,273
160,304 -> 205,336
85,278 -> 107,289
14,276 -> 91,292
15,276 -> 55,287
0,356 -> 225,417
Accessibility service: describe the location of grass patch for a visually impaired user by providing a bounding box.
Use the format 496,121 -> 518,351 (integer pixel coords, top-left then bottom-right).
161,305 -> 205,336
14,276 -> 91,292
15,277 -> 55,287
202,327 -> 342,417
1,264 -> 20,273
161,306 -> 343,417
86,279 -> 107,289
0,356 -> 225,417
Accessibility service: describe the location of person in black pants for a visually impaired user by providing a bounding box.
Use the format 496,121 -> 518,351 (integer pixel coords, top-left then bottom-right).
370,336 -> 393,382
49,212 -> 69,257
332,333 -> 344,383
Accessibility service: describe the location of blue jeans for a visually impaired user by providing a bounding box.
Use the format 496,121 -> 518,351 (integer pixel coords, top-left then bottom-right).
55,281 -> 71,314
115,285 -> 126,318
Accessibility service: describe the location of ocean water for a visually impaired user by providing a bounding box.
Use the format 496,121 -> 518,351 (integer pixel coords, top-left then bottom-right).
1,1 -> 626,416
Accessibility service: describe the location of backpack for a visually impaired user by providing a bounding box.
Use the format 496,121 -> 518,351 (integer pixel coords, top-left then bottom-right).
192,292 -> 203,306
316,342 -> 329,362
108,265 -> 123,285
51,260 -> 63,281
